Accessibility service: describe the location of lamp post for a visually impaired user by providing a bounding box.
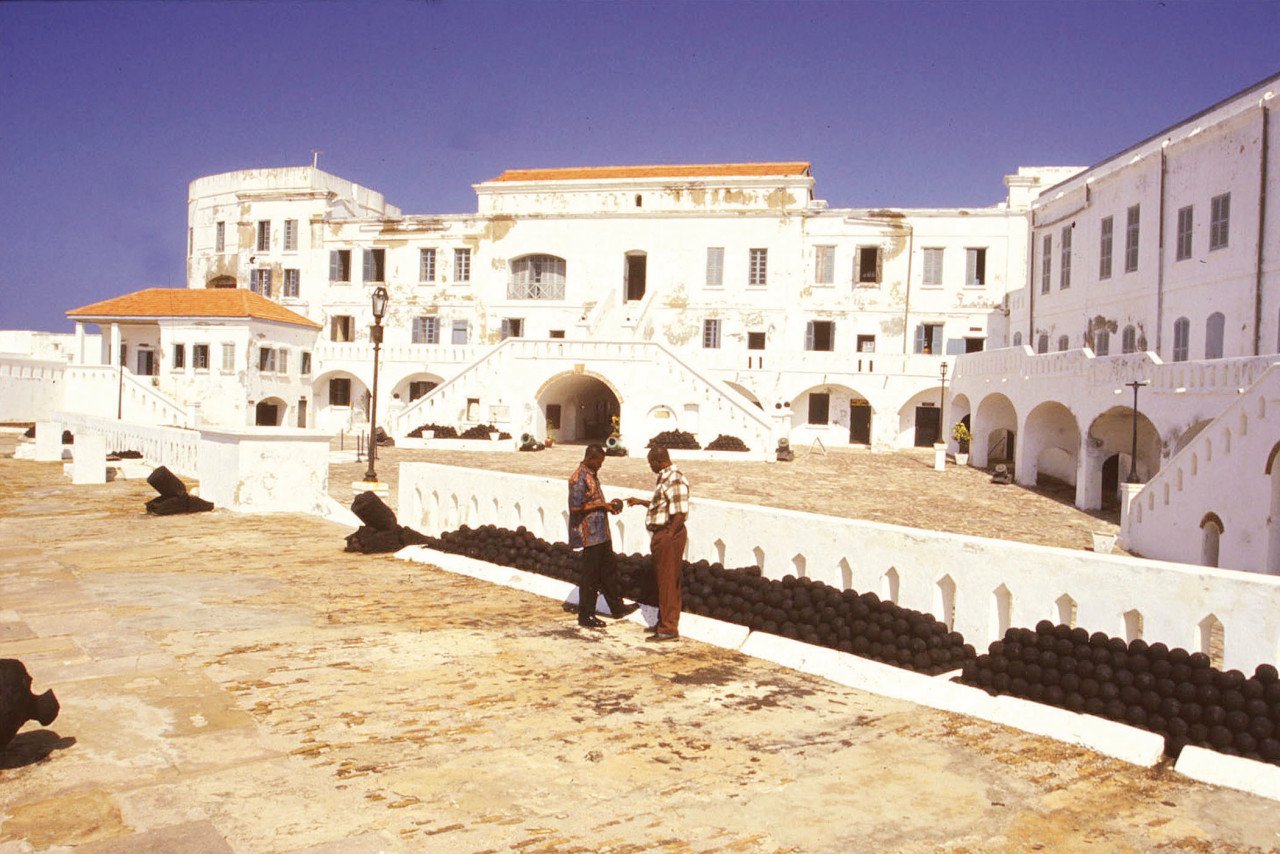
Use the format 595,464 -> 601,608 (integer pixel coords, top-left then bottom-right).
364,286 -> 389,483
937,361 -> 949,444
1124,379 -> 1149,483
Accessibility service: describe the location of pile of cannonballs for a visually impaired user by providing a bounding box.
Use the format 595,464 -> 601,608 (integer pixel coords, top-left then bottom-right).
407,423 -> 458,438
647,430 -> 701,450
458,424 -> 511,440
425,524 -> 974,675
705,434 -> 749,452
960,620 -> 1280,763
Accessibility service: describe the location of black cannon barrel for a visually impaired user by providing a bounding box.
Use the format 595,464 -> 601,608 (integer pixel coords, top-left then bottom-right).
351,491 -> 399,531
146,466 -> 188,498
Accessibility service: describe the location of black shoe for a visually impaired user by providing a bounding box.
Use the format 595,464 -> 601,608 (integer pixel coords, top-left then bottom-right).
610,603 -> 640,620
578,616 -> 607,629
645,624 -> 660,634
646,632 -> 679,643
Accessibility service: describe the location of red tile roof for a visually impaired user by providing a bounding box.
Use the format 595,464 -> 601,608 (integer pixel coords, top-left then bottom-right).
67,288 -> 321,329
488,162 -> 812,183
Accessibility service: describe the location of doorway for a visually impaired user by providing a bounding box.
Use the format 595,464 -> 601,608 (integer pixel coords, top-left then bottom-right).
255,401 -> 280,426
625,254 -> 647,302
297,397 -> 308,428
136,349 -> 155,376
914,405 -> 940,447
849,400 -> 871,444
1101,454 -> 1120,508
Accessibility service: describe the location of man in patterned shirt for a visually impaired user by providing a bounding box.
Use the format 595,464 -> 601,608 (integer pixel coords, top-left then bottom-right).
626,446 -> 690,642
568,445 -> 638,629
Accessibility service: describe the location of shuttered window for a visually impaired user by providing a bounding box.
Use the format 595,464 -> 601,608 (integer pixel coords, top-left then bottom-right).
814,246 -> 835,285
705,247 -> 724,287
922,248 -> 943,286
966,247 -> 987,286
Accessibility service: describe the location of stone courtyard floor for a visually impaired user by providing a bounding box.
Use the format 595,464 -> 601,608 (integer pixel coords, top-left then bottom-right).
330,443 -> 1121,553
2,452 -> 1277,852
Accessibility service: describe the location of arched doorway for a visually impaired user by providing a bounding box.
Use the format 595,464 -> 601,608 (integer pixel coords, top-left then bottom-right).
1086,406 -> 1161,506
538,372 -> 620,443
974,392 -> 1017,468
1267,442 -> 1280,575
789,384 -> 873,445
1021,401 -> 1080,488
1200,513 -> 1224,568
311,370 -> 370,433
1101,454 -> 1120,508
207,275 -> 237,289
255,397 -> 286,426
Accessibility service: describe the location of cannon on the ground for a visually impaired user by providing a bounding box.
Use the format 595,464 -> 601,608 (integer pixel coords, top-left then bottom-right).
145,466 -> 215,515
0,659 -> 59,749
345,491 -> 430,553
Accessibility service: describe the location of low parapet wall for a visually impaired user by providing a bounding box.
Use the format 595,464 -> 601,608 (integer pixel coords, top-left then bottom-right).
398,461 -> 1280,673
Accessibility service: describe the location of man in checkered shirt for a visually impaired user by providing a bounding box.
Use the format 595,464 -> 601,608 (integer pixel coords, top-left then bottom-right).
626,446 -> 690,642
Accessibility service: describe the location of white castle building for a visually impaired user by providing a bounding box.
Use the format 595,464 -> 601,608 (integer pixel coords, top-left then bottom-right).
2,71 -> 1278,574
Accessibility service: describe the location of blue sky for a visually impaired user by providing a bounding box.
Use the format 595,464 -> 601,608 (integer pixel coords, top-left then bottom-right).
1,0 -> 1277,332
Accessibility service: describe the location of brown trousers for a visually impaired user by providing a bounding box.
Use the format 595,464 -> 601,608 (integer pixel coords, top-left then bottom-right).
650,525 -> 687,635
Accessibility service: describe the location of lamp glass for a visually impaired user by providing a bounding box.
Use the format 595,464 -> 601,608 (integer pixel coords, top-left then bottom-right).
371,286 -> 389,321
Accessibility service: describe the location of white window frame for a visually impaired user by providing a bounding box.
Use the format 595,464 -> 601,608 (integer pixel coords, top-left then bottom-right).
748,248 -> 768,287
705,247 -> 724,288
193,343 -> 210,371
412,316 -> 439,345
250,268 -> 273,297
922,248 -> 943,287
451,319 -> 469,345
855,246 -> 881,286
215,221 -> 225,253
420,248 -> 436,283
1125,204 -> 1140,273
1040,234 -> 1052,294
1059,228 -> 1071,290
454,248 -> 471,283
805,320 -> 834,352
283,268 -> 300,298
284,219 -> 298,252
814,245 -> 835,285
1099,216 -> 1113,280
220,342 -> 235,373
1172,317 -> 1190,362
508,255 -> 566,300
256,220 -> 271,253
965,247 -> 987,287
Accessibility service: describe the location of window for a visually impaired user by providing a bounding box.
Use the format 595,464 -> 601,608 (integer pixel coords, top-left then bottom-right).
258,347 -> 277,373
451,319 -> 468,345
914,323 -> 943,355
856,334 -> 876,353
856,246 -> 881,285
635,194 -> 642,208
300,351 -> 311,375
250,268 -> 273,297
500,318 -> 524,339
1172,316 -> 1190,362
748,248 -> 768,287
1205,312 -> 1225,359
193,344 -> 209,370
702,319 -> 721,349
805,320 -> 834,351
1040,234 -> 1052,294
1210,193 -> 1230,250
173,344 -> 185,370
221,343 -> 235,372
278,349 -> 288,375
284,269 -> 300,298
1012,332 -> 1022,347
329,250 -> 351,283
409,380 -> 437,401
256,220 -> 271,252
363,248 -> 385,283
1057,335 -> 1070,352
814,246 -> 835,285
1176,205 -> 1194,261
1099,216 -> 1113,279
706,247 -> 724,287
966,247 -> 987,287
1094,329 -> 1110,356
508,255 -> 565,299
412,316 -> 439,344
1125,205 -> 1140,273
454,248 -> 471,283
420,248 -> 436,282
549,330 -> 565,339
1036,334 -> 1049,354
330,315 -> 354,342
808,392 -> 830,425
747,332 -> 766,350
1122,325 -> 1136,354
215,221 -> 225,253
284,219 -> 298,252
329,378 -> 351,407
922,248 -> 943,287
1059,227 -> 1071,290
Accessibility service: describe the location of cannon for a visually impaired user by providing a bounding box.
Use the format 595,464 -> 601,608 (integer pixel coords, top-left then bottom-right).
0,659 -> 59,749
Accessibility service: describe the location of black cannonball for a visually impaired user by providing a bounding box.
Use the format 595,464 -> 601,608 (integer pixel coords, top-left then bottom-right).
1165,735 -> 1189,758
1170,663 -> 1191,684
1242,679 -> 1265,701
1188,722 -> 1209,745
1255,664 -> 1280,684
1026,683 -> 1046,702
1147,713 -> 1168,734
1175,682 -> 1198,703
1217,669 -> 1246,691
1089,631 -> 1111,647
1203,705 -> 1227,727
1148,641 -> 1169,659
1064,692 -> 1085,712
1127,705 -> 1148,726
1159,698 -> 1182,719
1094,664 -> 1114,683
1189,652 -> 1212,670
1222,689 -> 1245,712
1128,638 -> 1149,657
1080,678 -> 1100,699
1108,637 -> 1128,654
1151,659 -> 1172,679
1259,737 -> 1280,762
1246,698 -> 1269,718
1045,685 -> 1066,707
1198,684 -> 1221,706
1226,710 -> 1250,733
1120,685 -> 1142,706
1141,691 -> 1162,713
1061,673 -> 1081,694
1235,732 -> 1258,755
1166,717 -> 1189,738
1168,647 -> 1191,666
1180,701 -> 1204,724
1084,697 -> 1106,716
1104,699 -> 1126,721
1035,620 -> 1055,635
1250,716 -> 1275,741
1115,669 -> 1135,688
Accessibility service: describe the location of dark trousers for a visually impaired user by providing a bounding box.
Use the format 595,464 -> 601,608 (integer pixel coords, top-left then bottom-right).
650,525 -> 687,635
578,542 -> 626,618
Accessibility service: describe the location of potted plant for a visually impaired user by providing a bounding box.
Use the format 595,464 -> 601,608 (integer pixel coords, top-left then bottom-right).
545,427 -> 557,448
951,422 -> 972,466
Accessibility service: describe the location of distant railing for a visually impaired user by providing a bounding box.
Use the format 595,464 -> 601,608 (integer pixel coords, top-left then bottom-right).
55,411 -> 200,476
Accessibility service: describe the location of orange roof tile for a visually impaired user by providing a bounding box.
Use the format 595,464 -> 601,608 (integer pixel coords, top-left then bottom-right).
67,288 -> 321,329
488,162 -> 812,183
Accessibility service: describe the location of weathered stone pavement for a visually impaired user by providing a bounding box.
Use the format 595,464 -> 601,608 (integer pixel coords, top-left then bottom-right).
2,452 -> 1277,852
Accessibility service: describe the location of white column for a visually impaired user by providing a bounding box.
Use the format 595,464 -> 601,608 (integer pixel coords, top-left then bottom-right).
1117,482 -> 1144,550
110,323 -> 122,366
71,434 -> 107,485
1075,436 -> 1104,510
74,322 -> 86,364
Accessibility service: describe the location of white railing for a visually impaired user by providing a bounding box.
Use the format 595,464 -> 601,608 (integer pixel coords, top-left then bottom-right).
399,462 -> 1280,674
63,365 -> 194,427
55,411 -> 201,477
312,342 -> 484,367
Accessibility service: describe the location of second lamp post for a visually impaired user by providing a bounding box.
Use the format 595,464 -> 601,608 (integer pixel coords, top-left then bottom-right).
364,286 -> 389,483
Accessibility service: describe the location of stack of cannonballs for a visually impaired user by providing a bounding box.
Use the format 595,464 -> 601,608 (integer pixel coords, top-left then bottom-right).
425,524 -> 974,675
458,424 -> 510,440
706,434 -> 749,452
408,423 -> 458,439
960,621 -> 1280,763
647,430 -> 701,450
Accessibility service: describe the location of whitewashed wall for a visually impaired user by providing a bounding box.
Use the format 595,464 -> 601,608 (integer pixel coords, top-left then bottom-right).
197,427 -> 332,514
0,357 -> 66,422
399,462 -> 1280,673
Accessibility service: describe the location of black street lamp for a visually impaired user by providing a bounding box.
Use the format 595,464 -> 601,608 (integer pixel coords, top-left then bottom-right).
1124,379 -> 1149,484
938,361 -> 949,444
364,286 -> 389,483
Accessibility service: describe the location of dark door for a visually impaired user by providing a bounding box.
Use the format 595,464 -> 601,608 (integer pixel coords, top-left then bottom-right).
255,401 -> 279,426
849,401 -> 871,444
1101,454 -> 1120,508
914,406 -> 941,447
297,398 -> 308,428
137,350 -> 155,375
625,255 -> 647,301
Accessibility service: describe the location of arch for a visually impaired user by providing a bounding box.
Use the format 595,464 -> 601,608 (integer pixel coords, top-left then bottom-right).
1204,312 -> 1225,360
1037,334 -> 1049,354
1123,609 -> 1144,642
391,371 -> 446,403
254,397 -> 287,426
512,500 -> 523,529
467,495 -> 479,526
1012,331 -> 1023,347
949,394 -> 972,455
508,254 -> 567,300
491,497 -> 500,525
934,575 -> 956,631
1055,594 -> 1077,628
447,494 -> 460,530
207,274 -> 237,289
895,386 -> 947,449
1094,328 -> 1111,356
311,370 -> 371,432
724,381 -> 763,409
974,392 -> 1017,467
882,568 -> 900,604
1200,512 -> 1224,568
791,554 -> 807,578
1022,400 -> 1080,487
536,507 -> 546,538
1088,406 -> 1160,492
991,584 -> 1012,643
1057,335 -> 1070,352
1197,614 -> 1224,669
537,371 -> 621,443
789,383 -> 874,443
